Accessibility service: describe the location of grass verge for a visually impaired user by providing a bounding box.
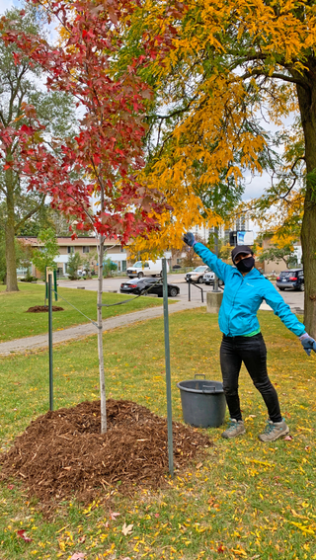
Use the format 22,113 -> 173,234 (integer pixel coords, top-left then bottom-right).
0,282 -> 167,343
0,309 -> 315,560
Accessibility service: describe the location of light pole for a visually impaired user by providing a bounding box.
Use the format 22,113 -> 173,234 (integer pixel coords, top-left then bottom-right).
213,227 -> 220,292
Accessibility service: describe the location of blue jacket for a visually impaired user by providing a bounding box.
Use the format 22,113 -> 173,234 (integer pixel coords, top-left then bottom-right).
194,243 -> 305,337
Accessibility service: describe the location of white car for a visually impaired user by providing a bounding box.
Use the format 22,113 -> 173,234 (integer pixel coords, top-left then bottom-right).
126,259 -> 169,279
203,271 -> 215,285
203,271 -> 224,286
185,266 -> 210,283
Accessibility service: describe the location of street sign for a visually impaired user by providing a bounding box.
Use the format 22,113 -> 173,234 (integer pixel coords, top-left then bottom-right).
229,230 -> 254,246
236,231 -> 254,245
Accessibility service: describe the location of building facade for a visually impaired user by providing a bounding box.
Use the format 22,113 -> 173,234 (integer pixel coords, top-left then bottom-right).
17,236 -> 129,277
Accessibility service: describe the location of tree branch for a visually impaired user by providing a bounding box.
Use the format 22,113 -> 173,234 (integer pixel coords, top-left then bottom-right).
240,69 -> 309,90
15,194 -> 46,232
150,94 -> 198,121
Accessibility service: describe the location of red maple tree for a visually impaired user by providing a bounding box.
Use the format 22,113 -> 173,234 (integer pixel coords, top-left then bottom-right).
2,0 -> 166,432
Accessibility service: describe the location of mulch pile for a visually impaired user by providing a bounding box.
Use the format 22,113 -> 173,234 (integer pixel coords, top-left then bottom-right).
0,399 -> 211,505
26,305 -> 64,313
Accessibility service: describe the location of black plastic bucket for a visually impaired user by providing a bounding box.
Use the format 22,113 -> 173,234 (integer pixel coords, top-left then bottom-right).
177,374 -> 226,428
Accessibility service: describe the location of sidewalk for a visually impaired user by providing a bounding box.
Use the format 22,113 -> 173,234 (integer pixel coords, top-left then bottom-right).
0,300 -> 203,356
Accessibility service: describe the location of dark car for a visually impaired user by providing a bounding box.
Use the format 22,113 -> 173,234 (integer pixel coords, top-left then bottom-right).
276,269 -> 304,291
120,278 -> 180,298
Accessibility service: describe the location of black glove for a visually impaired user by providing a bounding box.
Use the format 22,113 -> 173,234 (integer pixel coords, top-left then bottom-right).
183,232 -> 196,247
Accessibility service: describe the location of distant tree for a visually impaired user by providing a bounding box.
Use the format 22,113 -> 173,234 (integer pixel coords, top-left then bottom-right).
103,257 -> 117,278
81,250 -> 97,277
67,252 -> 82,280
257,245 -> 298,270
31,228 -> 59,278
0,7 -> 75,292
0,231 -> 5,284
207,232 -> 232,261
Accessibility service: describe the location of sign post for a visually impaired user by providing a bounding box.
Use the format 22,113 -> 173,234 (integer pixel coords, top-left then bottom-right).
162,258 -> 174,477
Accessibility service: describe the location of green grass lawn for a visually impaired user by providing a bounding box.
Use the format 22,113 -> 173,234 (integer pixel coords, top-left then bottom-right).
0,309 -> 316,560
0,282 -> 167,343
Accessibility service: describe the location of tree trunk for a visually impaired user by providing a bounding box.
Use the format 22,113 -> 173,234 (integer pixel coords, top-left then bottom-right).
5,170 -> 18,292
97,235 -> 107,433
296,77 -> 316,338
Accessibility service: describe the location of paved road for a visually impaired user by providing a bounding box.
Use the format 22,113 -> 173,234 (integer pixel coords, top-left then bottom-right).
57,274 -> 304,309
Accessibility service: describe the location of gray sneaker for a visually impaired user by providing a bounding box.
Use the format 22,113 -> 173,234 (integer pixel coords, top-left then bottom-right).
221,419 -> 246,439
258,419 -> 289,442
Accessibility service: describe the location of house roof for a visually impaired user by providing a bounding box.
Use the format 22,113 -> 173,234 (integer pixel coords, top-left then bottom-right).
17,236 -> 122,247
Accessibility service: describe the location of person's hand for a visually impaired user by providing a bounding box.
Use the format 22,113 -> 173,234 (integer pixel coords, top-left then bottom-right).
299,333 -> 316,356
183,232 -> 196,247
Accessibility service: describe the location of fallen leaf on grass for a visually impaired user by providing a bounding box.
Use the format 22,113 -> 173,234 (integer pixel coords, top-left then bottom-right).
217,544 -> 225,553
109,511 -> 120,520
17,530 -> 32,542
284,434 -> 293,441
69,554 -> 86,560
122,523 -> 133,536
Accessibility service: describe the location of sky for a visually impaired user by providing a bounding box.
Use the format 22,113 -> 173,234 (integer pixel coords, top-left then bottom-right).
0,0 -> 16,13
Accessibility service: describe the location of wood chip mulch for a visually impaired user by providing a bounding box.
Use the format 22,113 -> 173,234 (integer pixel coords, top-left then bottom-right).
26,305 -> 64,312
0,399 -> 212,505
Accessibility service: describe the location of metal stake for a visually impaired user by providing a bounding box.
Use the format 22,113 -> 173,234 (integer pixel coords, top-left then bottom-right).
48,273 -> 53,411
162,258 -> 174,477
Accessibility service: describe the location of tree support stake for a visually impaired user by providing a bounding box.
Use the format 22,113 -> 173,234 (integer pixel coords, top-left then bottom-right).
162,258 -> 174,477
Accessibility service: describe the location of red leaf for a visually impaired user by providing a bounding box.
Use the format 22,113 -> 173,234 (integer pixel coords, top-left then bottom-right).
20,124 -> 33,136
17,530 -> 32,543
217,544 -> 225,553
13,52 -> 20,66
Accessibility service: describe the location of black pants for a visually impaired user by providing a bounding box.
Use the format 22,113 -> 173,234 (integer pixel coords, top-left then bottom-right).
220,333 -> 282,423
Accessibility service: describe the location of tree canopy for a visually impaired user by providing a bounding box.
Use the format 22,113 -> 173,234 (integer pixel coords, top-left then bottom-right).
0,6 -> 76,291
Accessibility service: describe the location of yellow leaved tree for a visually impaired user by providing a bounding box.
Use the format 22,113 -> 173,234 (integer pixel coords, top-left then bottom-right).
123,0 -> 316,335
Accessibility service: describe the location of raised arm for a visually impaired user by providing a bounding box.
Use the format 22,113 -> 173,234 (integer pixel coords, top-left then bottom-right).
183,233 -> 231,282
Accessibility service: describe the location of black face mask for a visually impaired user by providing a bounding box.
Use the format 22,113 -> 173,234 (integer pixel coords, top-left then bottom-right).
236,256 -> 255,273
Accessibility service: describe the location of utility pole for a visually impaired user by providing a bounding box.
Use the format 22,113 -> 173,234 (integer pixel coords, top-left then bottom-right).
213,227 -> 220,292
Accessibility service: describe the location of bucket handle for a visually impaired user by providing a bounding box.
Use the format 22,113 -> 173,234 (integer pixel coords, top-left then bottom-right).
194,374 -> 206,379
202,385 -> 216,393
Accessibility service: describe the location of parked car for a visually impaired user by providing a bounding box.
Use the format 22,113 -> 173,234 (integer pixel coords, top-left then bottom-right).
126,259 -> 169,279
120,278 -> 180,297
203,271 -> 224,286
185,266 -> 210,283
276,269 -> 304,291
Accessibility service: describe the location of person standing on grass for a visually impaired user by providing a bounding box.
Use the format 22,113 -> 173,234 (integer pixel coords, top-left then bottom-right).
183,232 -> 316,442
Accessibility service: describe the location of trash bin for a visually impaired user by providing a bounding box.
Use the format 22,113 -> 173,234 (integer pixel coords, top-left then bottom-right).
177,374 -> 226,428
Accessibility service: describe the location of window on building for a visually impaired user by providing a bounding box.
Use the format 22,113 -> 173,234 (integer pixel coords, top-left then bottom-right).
67,246 -> 74,254
82,246 -> 90,254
